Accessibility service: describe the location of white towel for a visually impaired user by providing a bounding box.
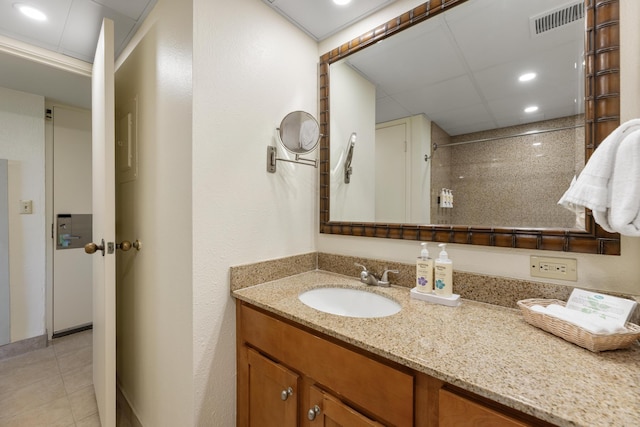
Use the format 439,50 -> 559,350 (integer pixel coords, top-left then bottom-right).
558,119 -> 640,235
596,130 -> 640,234
531,304 -> 627,335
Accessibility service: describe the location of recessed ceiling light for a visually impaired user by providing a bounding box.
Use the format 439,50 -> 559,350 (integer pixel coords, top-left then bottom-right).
333,0 -> 352,5
518,72 -> 536,82
14,3 -> 47,21
524,106 -> 539,113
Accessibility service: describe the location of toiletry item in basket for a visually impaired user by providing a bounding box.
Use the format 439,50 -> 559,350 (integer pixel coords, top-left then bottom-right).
415,242 -> 433,293
530,304 -> 627,334
434,244 -> 453,297
565,288 -> 637,327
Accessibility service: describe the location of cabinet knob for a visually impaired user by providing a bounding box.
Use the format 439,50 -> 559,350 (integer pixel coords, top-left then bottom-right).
280,387 -> 293,401
307,405 -> 321,421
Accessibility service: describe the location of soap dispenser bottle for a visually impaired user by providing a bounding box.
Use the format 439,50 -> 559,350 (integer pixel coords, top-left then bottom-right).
415,242 -> 433,293
434,243 -> 453,297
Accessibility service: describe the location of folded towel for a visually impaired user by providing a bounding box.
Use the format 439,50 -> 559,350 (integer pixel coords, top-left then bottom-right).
594,130 -> 640,234
531,304 -> 627,335
558,119 -> 640,235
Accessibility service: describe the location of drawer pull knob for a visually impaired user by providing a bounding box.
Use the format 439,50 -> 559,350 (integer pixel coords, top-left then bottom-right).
280,387 -> 293,401
307,405 -> 321,421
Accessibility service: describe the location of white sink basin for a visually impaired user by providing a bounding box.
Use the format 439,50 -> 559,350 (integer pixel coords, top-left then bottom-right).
298,287 -> 401,318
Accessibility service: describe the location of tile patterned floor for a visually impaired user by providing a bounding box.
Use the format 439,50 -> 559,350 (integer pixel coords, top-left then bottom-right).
0,330 -> 100,426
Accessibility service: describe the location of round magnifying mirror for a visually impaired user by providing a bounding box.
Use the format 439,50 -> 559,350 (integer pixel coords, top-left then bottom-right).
278,111 -> 320,154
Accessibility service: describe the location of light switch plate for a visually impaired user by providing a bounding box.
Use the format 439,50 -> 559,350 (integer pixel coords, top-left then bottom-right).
530,256 -> 577,281
19,200 -> 32,214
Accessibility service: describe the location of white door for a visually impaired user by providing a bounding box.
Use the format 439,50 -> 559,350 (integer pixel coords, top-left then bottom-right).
375,122 -> 408,222
89,18 -> 116,427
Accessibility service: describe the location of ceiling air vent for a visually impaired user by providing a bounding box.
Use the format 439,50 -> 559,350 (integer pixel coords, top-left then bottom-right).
530,2 -> 584,36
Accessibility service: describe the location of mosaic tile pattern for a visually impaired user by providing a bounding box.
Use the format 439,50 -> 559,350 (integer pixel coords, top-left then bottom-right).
433,115 -> 584,228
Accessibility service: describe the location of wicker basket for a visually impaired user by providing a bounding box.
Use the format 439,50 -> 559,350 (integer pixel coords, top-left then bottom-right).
517,298 -> 640,352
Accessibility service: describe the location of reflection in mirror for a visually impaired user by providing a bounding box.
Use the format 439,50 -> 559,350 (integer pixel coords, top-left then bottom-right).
344,132 -> 356,184
319,0 -> 622,254
329,0 -> 585,229
279,110 -> 320,154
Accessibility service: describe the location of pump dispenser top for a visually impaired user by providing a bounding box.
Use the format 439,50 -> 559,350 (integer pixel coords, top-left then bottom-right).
438,243 -> 449,261
420,242 -> 429,260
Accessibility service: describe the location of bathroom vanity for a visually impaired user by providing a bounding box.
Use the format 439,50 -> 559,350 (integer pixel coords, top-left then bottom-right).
233,271 -> 640,427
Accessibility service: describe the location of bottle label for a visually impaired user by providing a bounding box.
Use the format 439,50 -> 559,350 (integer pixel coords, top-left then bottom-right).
416,260 -> 433,292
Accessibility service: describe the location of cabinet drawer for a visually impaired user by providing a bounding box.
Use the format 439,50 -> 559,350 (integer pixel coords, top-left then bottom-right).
439,389 -> 531,427
239,303 -> 414,427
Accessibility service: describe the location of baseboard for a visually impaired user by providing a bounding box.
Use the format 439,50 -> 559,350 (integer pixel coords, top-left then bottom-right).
117,378 -> 143,427
52,323 -> 92,339
0,333 -> 47,360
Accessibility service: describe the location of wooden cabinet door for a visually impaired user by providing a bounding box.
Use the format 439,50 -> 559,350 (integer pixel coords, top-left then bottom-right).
439,389 -> 530,427
307,385 -> 385,427
246,348 -> 299,427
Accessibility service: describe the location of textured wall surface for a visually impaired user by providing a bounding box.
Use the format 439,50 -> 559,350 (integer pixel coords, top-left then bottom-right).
439,115 -> 584,228
192,0 -> 319,425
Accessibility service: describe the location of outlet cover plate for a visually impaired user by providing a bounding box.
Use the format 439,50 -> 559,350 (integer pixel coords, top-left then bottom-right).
530,256 -> 577,281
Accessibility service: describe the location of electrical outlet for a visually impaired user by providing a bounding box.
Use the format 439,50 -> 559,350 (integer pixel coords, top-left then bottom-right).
530,256 -> 577,281
19,200 -> 32,214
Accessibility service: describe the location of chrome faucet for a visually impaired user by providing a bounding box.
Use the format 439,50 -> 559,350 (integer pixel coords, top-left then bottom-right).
354,263 -> 398,287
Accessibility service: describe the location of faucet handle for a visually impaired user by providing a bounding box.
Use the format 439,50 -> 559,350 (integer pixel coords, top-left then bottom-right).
380,269 -> 399,284
354,262 -> 368,272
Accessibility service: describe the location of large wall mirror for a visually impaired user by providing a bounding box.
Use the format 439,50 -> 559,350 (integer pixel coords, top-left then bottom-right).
319,0 -> 621,255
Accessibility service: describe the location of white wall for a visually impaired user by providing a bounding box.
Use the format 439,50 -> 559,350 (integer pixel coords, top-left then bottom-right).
192,0 -> 318,424
0,159 -> 9,345
317,0 -> 640,296
330,60 -> 376,221
0,87 -> 46,342
114,0 -> 193,425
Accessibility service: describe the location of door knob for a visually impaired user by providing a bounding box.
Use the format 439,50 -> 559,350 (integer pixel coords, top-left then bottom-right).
84,239 -> 105,256
117,239 -> 142,252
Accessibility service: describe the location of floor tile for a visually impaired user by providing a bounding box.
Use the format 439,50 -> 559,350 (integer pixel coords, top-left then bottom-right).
52,330 -> 92,358
69,384 -> 98,422
0,353 -> 60,397
0,330 -> 134,427
0,395 -> 74,427
0,374 -> 67,419
57,345 -> 92,374
62,363 -> 93,395
76,413 -> 102,427
0,347 -> 57,380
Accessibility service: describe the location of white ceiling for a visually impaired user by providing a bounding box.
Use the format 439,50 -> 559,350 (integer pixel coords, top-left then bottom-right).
263,0 -> 398,41
272,0 -> 585,136
0,0 -> 156,109
0,0 -> 156,62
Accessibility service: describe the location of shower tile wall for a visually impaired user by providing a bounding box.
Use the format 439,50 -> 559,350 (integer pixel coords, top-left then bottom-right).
431,115 -> 584,228
430,123 -> 452,224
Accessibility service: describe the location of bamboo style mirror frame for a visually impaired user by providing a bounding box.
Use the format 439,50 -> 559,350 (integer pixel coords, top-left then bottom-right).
318,0 -> 621,255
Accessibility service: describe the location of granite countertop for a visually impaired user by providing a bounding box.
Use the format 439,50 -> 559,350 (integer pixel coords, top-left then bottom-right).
232,270 -> 640,427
